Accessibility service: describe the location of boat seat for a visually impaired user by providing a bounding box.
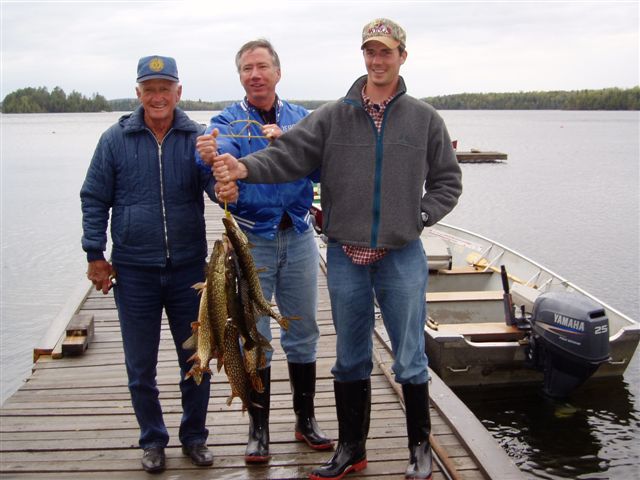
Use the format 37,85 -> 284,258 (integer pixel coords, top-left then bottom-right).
421,234 -> 452,271
435,266 -> 493,275
434,322 -> 525,342
427,290 -> 503,302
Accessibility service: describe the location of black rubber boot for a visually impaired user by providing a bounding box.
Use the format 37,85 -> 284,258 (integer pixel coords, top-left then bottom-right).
403,382 -> 433,480
245,367 -> 271,463
309,379 -> 371,480
288,361 -> 334,450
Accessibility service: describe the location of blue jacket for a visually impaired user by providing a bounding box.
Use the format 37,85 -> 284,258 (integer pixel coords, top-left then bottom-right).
196,98 -> 319,239
81,106 -> 214,267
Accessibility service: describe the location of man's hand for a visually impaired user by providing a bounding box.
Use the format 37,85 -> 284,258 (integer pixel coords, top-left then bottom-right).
196,128 -> 219,166
87,259 -> 115,295
214,180 -> 239,204
213,153 -> 248,183
262,123 -> 282,141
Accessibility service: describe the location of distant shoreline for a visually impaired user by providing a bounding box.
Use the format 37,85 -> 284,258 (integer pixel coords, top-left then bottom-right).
2,86 -> 639,112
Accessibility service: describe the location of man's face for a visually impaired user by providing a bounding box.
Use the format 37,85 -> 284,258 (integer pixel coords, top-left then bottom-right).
136,79 -> 182,124
362,41 -> 407,89
238,47 -> 281,109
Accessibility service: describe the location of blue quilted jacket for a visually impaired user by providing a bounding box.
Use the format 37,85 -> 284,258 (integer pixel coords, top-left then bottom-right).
81,106 -> 214,267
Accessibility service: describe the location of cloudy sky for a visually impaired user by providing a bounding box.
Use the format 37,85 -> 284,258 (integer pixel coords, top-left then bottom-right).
1,0 -> 638,102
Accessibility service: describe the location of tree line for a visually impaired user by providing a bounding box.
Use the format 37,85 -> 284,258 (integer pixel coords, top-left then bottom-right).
1,87 -> 110,113
2,85 -> 638,113
423,87 -> 639,110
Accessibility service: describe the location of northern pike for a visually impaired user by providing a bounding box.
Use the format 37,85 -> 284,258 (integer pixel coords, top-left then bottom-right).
183,282 -> 213,385
234,249 -> 274,353
223,321 -> 260,411
207,239 -> 228,372
224,246 -> 255,351
222,215 -> 292,330
244,342 -> 267,393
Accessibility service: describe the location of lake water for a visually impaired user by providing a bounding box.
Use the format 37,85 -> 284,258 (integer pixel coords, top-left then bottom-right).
1,110 -> 638,479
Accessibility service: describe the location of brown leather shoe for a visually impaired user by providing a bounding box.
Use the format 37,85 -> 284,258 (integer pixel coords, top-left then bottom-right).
182,443 -> 214,466
141,447 -> 165,473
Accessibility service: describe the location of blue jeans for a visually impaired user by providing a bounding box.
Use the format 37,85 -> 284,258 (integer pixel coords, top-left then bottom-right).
326,238 -> 429,384
246,226 -> 320,364
113,260 -> 210,449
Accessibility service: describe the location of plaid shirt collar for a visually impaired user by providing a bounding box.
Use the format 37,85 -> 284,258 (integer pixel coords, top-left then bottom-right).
361,85 -> 396,132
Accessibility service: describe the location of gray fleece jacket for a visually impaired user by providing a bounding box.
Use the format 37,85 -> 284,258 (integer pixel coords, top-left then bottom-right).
241,75 -> 463,249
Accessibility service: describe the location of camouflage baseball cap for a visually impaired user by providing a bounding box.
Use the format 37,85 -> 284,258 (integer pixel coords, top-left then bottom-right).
361,18 -> 406,50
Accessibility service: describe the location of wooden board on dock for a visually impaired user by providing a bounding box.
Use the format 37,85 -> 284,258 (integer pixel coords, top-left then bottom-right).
1,201 -> 524,480
456,151 -> 508,163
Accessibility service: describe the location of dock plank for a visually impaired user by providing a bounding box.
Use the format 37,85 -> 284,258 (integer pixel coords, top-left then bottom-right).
1,201 -> 522,479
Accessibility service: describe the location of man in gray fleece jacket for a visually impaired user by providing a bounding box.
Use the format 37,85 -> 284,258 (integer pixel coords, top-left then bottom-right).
200,18 -> 462,480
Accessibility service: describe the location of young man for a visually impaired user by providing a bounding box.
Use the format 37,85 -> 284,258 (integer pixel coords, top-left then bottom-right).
204,19 -> 462,480
81,56 -> 215,473
195,39 -> 332,464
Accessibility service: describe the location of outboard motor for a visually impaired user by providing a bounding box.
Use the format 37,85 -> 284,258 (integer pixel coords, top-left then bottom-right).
525,291 -> 611,397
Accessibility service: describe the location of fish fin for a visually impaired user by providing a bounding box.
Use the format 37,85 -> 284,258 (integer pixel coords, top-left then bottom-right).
274,316 -> 289,330
242,337 -> 256,352
182,334 -> 197,350
256,333 -> 273,352
186,365 -> 203,385
250,374 -> 264,393
191,281 -> 206,290
186,352 -> 199,363
256,267 -> 267,273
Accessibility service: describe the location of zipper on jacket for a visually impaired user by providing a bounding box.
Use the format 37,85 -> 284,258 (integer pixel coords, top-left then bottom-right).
347,94 -> 402,248
150,129 -> 172,261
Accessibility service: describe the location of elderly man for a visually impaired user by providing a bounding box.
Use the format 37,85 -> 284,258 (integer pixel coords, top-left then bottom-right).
205,19 -> 463,480
195,39 -> 331,464
81,55 -> 215,473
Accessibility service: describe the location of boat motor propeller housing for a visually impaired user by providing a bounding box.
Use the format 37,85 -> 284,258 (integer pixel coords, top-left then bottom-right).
524,291 -> 611,397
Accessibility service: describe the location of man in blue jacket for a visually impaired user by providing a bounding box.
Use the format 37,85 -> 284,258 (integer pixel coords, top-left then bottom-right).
80,55 -> 215,473
196,39 -> 332,463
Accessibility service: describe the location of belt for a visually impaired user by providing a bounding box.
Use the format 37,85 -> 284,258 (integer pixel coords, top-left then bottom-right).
278,213 -> 293,230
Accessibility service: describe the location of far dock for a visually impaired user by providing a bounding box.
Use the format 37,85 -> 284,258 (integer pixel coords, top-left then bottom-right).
456,151 -> 508,163
0,202 -> 524,479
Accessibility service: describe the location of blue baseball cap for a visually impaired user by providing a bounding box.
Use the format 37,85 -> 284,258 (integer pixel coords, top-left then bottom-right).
136,55 -> 179,83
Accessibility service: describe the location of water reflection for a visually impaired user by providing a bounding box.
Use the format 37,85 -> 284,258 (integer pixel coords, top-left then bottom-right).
454,377 -> 638,479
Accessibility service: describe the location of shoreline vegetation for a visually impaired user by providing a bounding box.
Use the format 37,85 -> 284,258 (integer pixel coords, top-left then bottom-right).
1,85 -> 638,113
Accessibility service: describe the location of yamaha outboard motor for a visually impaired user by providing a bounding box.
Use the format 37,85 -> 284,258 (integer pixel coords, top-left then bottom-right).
525,291 -> 611,397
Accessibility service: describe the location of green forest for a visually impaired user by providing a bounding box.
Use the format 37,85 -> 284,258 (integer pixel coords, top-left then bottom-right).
2,85 -> 638,113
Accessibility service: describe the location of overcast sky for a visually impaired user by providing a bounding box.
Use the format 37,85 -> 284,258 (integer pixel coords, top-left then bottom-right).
1,0 -> 638,102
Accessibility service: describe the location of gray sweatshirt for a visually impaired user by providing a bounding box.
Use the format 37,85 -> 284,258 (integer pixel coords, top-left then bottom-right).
241,75 -> 463,249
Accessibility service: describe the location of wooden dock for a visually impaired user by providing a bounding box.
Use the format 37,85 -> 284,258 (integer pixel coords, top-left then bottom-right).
0,203 -> 523,480
456,151 -> 507,163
